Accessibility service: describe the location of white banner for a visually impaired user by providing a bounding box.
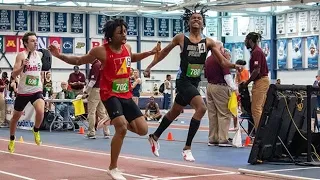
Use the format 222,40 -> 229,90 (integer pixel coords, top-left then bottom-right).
310,10 -> 319,32
74,38 -> 86,55
6,99 -> 36,130
90,38 -> 103,49
237,17 -> 250,36
221,17 -> 233,36
286,12 -> 297,34
254,16 -> 267,36
298,11 -> 308,33
206,18 -> 218,37
276,14 -> 285,35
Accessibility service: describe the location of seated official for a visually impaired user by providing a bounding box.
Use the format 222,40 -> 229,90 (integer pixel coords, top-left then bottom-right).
144,96 -> 162,121
55,82 -> 75,119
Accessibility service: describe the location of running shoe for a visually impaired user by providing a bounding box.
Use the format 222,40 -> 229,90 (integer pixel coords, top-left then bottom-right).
148,134 -> 160,157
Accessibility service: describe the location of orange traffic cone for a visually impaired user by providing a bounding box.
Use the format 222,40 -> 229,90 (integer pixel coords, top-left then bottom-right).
78,127 -> 85,134
166,132 -> 174,141
244,136 -> 251,147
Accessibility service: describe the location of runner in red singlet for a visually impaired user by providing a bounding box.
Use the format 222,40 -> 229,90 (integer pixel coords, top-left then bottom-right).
48,18 -> 159,180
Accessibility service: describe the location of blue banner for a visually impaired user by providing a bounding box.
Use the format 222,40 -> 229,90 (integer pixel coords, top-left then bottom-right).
172,19 -> 183,37
261,40 -> 271,70
71,13 -> 83,33
0,10 -> 11,31
277,39 -> 287,69
291,37 -> 303,69
158,18 -> 169,37
143,17 -> 155,36
14,10 -> 28,31
97,15 -> 108,35
54,13 -> 67,32
234,42 -> 244,61
224,43 -> 233,53
307,36 -> 319,68
126,16 -> 137,36
62,37 -> 74,54
0,35 -> 3,52
37,12 -> 50,32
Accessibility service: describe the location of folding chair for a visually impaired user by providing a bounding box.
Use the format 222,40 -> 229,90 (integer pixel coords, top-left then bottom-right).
238,85 -> 255,138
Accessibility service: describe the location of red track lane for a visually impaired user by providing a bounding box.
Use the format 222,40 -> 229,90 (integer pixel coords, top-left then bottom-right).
0,140 -> 260,180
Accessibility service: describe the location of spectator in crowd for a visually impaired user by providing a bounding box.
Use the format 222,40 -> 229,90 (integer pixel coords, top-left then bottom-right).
131,69 -> 142,105
68,66 -> 86,96
55,82 -> 75,124
163,74 -> 172,111
0,76 -> 6,127
9,75 -> 18,98
144,96 -> 162,121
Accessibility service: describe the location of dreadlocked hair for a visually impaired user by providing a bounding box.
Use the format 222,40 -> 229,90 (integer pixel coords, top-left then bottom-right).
181,3 -> 208,32
246,32 -> 263,44
103,18 -> 128,43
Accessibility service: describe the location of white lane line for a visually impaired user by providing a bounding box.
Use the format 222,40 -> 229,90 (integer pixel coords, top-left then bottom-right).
0,170 -> 36,180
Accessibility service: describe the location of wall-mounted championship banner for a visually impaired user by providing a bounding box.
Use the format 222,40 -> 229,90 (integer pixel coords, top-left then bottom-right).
14,10 -> 28,31
17,36 -> 25,52
37,11 -> 50,32
298,11 -> 308,33
221,17 -> 233,36
126,16 -> 137,36
71,13 -> 83,33
291,37 -> 303,68
54,12 -> 67,32
286,13 -> 297,34
49,37 -> 61,53
234,42 -> 244,60
97,15 -> 108,35
254,16 -> 267,36
158,18 -> 169,37
276,14 -> 285,35
143,17 -> 155,36
261,40 -> 271,70
310,11 -> 319,32
0,10 -> 12,31
307,36 -> 318,68
277,39 -> 287,69
237,17 -> 249,36
206,18 -> 217,37
172,19 -> 183,37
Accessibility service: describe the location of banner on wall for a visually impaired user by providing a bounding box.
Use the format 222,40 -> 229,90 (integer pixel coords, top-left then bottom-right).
261,40 -> 271,70
0,36 -> 3,52
49,37 -> 61,53
158,18 -> 169,37
221,17 -> 233,36
62,37 -> 74,54
276,14 -> 285,35
37,36 -> 48,50
17,36 -> 25,52
298,11 -> 308,33
90,39 -> 102,49
291,37 -> 303,68
126,16 -> 138,36
307,36 -> 319,68
71,13 -> 83,33
277,39 -> 287,69
74,38 -> 86,54
234,43 -> 244,61
172,19 -> 183,37
206,18 -> 217,37
37,11 -> 50,32
54,12 -> 67,33
14,10 -> 28,32
286,13 -> 297,34
237,17 -> 249,36
6,99 -> 35,130
4,35 -> 17,52
0,10 -> 12,31
310,11 -> 319,32
143,17 -> 155,36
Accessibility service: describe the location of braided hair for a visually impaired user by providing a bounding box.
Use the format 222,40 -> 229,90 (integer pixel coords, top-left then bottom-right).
246,32 -> 262,44
181,3 -> 208,32
103,18 -> 128,43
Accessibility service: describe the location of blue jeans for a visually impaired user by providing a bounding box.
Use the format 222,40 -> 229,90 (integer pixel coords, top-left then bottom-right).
55,103 -> 75,120
163,93 -> 171,110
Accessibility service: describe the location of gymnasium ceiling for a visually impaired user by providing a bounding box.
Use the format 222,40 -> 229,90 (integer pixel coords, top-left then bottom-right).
0,0 -> 320,17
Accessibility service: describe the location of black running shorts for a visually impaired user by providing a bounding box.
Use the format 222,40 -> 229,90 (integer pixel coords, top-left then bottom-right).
14,91 -> 44,112
175,79 -> 200,107
103,96 -> 143,123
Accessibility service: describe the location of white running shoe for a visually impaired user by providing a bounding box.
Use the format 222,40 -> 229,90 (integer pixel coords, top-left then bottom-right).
108,168 -> 126,180
148,134 -> 160,157
182,149 -> 195,162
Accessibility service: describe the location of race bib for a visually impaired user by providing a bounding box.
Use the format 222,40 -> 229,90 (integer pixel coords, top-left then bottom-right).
112,78 -> 129,93
25,75 -> 39,86
186,64 -> 203,78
